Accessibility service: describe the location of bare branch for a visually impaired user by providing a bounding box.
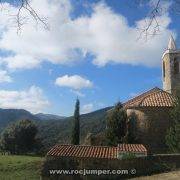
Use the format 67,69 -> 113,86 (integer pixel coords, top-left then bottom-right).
0,0 -> 49,33
22,0 -> 49,29
137,0 -> 162,41
136,0 -> 180,41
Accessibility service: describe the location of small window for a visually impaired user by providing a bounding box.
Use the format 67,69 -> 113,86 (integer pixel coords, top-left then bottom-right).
174,58 -> 179,74
163,61 -> 165,78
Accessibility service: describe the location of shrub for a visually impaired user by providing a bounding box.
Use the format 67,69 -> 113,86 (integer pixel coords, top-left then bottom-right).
121,153 -> 136,160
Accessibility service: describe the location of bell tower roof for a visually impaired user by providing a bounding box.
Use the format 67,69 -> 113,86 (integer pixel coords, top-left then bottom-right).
162,35 -> 180,59
168,35 -> 176,50
162,35 -> 180,95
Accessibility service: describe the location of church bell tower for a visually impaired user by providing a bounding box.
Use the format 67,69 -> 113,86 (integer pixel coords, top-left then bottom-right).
162,35 -> 180,95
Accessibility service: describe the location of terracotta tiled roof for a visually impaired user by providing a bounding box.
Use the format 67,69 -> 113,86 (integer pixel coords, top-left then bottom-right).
124,87 -> 175,108
47,144 -> 117,159
118,144 -> 147,154
47,144 -> 147,159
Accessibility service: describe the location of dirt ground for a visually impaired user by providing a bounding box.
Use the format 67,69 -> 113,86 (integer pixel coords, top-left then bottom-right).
131,170 -> 180,180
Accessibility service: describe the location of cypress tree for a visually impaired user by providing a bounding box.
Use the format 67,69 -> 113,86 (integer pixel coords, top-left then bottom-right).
71,98 -> 80,145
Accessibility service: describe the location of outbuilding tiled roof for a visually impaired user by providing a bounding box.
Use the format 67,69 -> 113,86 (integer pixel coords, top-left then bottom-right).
47,144 -> 147,159
124,87 -> 175,108
118,144 -> 147,154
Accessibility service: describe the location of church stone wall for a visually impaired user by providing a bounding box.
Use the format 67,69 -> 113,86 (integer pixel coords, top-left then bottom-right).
127,107 -> 173,154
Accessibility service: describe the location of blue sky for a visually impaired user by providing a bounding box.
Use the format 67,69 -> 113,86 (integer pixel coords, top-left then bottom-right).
0,0 -> 179,116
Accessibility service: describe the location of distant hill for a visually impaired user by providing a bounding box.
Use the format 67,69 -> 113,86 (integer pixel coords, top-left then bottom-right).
0,110 -> 65,132
35,113 -> 66,121
37,107 -> 112,150
0,107 -> 112,151
0,108 -> 38,132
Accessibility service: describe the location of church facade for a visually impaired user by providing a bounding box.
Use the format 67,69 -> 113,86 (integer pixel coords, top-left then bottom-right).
124,36 -> 180,153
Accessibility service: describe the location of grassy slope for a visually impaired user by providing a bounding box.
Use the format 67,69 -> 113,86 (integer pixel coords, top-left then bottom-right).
132,170 -> 180,180
0,155 -> 44,180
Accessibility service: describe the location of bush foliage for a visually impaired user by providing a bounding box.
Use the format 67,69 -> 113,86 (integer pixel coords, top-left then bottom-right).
166,93 -> 180,153
0,119 -> 42,154
106,102 -> 127,146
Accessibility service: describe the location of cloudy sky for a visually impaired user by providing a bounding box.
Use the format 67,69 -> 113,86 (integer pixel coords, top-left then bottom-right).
0,0 -> 179,115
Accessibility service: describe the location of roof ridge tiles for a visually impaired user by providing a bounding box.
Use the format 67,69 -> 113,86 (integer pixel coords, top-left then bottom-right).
124,87 -> 175,108
123,87 -> 160,107
138,89 -> 163,106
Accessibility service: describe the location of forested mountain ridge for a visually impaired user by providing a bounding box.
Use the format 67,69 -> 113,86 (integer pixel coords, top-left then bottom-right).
0,107 -> 112,151
0,108 -> 38,131
35,113 -> 66,121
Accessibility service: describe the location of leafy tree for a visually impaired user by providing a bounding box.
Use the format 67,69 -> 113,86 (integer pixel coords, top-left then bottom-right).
166,94 -> 180,153
125,112 -> 138,143
0,119 -> 41,154
71,99 -> 80,145
106,102 -> 127,146
0,126 -> 16,154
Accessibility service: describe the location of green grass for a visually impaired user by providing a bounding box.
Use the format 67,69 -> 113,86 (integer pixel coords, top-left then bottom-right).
0,155 -> 44,180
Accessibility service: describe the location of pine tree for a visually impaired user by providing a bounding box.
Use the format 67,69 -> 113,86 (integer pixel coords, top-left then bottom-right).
166,93 -> 180,153
106,102 -> 127,146
71,99 -> 80,145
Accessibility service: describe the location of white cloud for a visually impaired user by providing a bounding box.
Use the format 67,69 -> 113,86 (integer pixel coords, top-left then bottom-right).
1,55 -> 42,69
0,86 -> 50,113
55,75 -> 93,90
0,70 -> 12,83
82,103 -> 94,114
0,0 -> 174,69
70,89 -> 85,97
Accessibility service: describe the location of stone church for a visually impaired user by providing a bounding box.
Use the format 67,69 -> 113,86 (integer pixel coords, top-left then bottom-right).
46,37 -> 180,175
124,35 -> 180,153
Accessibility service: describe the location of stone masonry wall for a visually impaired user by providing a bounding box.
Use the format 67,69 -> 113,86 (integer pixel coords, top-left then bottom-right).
127,107 -> 173,154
